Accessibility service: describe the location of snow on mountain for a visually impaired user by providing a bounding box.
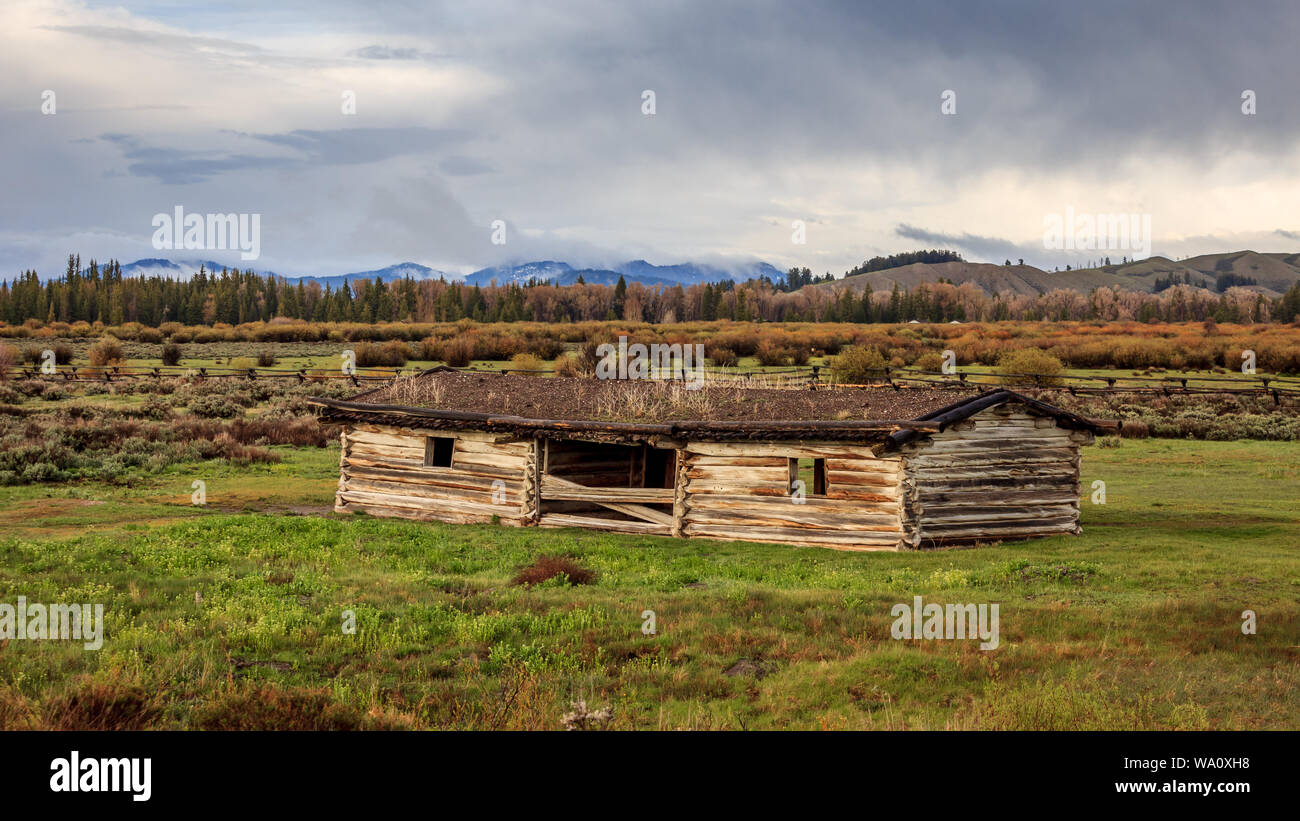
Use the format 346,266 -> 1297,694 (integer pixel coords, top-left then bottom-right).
85,257 -> 785,289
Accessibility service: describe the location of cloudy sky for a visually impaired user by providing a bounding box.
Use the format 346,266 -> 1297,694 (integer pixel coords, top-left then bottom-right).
2,0 -> 1299,279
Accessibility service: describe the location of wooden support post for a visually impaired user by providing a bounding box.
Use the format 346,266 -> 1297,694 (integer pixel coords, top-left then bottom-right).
671,449 -> 687,538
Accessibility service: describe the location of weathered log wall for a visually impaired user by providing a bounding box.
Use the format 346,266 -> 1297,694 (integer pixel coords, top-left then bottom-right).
678,442 -> 907,550
336,424 -> 529,525
899,404 -> 1089,547
335,404 -> 1093,551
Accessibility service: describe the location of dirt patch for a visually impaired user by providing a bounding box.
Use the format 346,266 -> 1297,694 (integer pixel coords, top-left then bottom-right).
723,658 -> 769,679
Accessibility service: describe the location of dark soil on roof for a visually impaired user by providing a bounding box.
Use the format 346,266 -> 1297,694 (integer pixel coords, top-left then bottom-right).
350,372 -> 980,423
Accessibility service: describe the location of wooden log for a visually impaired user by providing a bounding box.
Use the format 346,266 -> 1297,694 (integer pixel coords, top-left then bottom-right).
683,480 -> 790,496
684,442 -> 886,460
685,465 -> 789,483
338,489 -> 521,521
672,449 -> 687,538
685,493 -> 900,515
343,478 -> 520,507
685,507 -> 902,531
684,523 -> 902,547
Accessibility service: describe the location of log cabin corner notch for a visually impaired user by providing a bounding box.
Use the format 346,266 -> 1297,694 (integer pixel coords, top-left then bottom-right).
308,372 -> 1113,551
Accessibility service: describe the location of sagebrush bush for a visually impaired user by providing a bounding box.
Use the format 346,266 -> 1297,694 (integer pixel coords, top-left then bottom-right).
439,337 -> 474,368
161,343 -> 183,366
829,345 -> 887,383
354,340 -> 409,368
187,394 -> 243,419
552,354 -> 581,378
997,348 -> 1064,386
87,339 -> 124,367
509,353 -> 546,372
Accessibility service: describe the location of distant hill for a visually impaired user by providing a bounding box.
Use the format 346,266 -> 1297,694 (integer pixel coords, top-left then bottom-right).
813,251 -> 1300,297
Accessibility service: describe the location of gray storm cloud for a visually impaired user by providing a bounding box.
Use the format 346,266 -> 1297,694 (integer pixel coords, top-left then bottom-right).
2,0 -> 1298,277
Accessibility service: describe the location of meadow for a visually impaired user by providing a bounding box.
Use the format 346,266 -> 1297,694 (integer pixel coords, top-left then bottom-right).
0,321 -> 1296,730
0,436 -> 1296,730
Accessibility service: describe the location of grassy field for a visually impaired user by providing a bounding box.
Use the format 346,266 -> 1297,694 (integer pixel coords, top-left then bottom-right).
0,438 -> 1296,730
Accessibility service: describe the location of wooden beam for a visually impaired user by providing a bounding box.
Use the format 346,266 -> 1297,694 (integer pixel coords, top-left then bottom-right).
541,474 -> 673,526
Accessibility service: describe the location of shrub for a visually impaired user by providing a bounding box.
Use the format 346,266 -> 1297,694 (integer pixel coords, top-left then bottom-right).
161,344 -> 183,366
754,340 -> 789,367
509,353 -> 546,372
914,351 -> 945,372
829,345 -> 887,384
1119,419 -> 1150,438
87,339 -> 124,367
354,340 -> 409,368
997,348 -> 1064,387
705,345 -> 738,368
525,337 -> 565,360
439,337 -> 474,368
511,555 -> 596,588
256,350 -> 278,367
0,343 -> 17,375
188,395 -> 243,419
137,328 -> 163,344
552,354 -> 582,378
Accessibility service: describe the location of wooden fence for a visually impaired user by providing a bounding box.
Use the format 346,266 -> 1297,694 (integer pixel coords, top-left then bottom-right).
3,362 -> 1299,399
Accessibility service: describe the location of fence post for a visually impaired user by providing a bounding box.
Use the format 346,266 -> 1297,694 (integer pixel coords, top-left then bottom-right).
810,365 -> 819,391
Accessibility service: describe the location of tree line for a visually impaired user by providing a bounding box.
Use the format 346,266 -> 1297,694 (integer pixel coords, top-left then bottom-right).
3,253 -> 1299,328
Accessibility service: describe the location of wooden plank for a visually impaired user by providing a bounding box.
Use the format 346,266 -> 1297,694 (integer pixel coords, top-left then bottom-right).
337,490 -> 523,523
683,480 -> 790,496
451,450 -> 526,470
684,523 -> 902,547
346,441 -> 425,460
539,477 -> 674,503
685,507 -> 902,531
685,493 -> 900,515
685,466 -> 789,482
342,458 -> 523,483
539,513 -> 671,535
343,465 -> 522,493
541,475 -> 674,526
683,442 -> 886,460
825,470 -> 899,488
687,455 -> 790,468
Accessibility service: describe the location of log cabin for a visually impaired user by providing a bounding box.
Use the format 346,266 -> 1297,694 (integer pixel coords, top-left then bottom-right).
308,371 -> 1112,551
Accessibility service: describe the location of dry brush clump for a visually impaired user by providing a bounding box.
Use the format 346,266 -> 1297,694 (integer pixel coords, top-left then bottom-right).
353,340 -> 410,368
511,555 -> 596,588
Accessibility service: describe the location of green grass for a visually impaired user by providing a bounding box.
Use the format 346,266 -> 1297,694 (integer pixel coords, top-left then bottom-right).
0,439 -> 1296,730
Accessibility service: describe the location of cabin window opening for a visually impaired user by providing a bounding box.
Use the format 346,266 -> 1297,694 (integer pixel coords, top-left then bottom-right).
425,436 -> 455,468
789,457 -> 827,496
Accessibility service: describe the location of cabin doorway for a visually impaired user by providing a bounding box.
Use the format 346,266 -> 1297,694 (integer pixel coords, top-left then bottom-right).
537,440 -> 677,535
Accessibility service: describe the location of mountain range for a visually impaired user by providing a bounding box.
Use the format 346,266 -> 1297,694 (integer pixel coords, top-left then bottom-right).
104,258 -> 785,290
79,251 -> 1300,297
